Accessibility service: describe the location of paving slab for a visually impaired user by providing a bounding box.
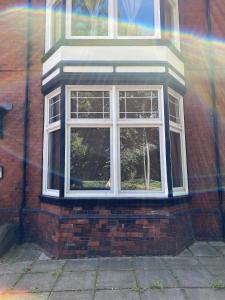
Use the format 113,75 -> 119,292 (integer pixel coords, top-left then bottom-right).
15,272 -> 57,292
140,288 -> 187,300
49,291 -> 93,300
189,242 -> 221,256
96,270 -> 136,289
205,265 -> 225,276
214,246 -> 225,256
29,260 -> 65,273
53,271 -> 96,291
185,288 -> 225,300
208,242 -> 225,247
64,258 -> 98,272
163,257 -> 200,269
95,289 -> 139,300
174,268 -> 213,287
133,257 -> 166,270
135,269 -> 178,288
197,257 -> 225,267
0,261 -> 33,275
99,257 -> 133,270
0,273 -> 22,290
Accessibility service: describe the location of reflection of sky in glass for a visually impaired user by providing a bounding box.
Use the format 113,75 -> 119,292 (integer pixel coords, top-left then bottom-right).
118,0 -> 155,36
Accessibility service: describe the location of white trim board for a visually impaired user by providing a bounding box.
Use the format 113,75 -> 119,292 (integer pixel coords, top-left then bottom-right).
43,46 -> 184,75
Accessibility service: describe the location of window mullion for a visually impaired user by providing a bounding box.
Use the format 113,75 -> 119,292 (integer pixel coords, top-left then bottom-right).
112,86 -> 118,196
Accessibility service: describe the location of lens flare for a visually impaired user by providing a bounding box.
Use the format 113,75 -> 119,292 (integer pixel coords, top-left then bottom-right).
1,5 -> 225,184
0,290 -> 43,300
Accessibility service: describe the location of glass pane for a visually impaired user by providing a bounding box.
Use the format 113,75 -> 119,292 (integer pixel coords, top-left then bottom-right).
71,0 -> 108,36
169,94 -> 180,124
70,128 -> 110,190
51,0 -> 62,45
118,0 -> 155,36
120,128 -> 161,191
170,131 -> 183,188
119,90 -> 159,119
47,130 -> 60,190
71,91 -> 110,119
49,94 -> 60,123
164,0 -> 175,41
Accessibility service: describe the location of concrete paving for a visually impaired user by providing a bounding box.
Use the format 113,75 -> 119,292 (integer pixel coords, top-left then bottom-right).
1,242 -> 225,299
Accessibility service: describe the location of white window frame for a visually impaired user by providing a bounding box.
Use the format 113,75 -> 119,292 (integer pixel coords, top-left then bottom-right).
65,0 -> 161,40
64,85 -> 168,198
169,88 -> 188,195
43,87 -> 61,196
45,0 -> 62,52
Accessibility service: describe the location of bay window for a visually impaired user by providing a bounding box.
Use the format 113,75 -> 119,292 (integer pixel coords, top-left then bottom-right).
46,0 -> 181,50
43,86 -> 187,198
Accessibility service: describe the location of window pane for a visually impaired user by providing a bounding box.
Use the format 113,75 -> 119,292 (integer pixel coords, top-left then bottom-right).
118,0 -> 155,36
70,128 -> 110,190
164,0 -> 175,41
170,131 -> 183,188
119,90 -> 159,119
71,0 -> 108,36
51,0 -> 62,45
169,94 -> 180,124
49,94 -> 60,123
71,91 -> 110,119
47,130 -> 60,190
120,128 -> 161,191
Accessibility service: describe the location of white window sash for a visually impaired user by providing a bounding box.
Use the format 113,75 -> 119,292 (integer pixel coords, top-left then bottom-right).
43,87 -> 61,196
66,0 -> 161,39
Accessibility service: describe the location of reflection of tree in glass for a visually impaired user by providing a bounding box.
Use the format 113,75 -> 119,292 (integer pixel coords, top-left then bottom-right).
120,128 -> 159,190
72,0 -> 108,36
70,128 -> 110,190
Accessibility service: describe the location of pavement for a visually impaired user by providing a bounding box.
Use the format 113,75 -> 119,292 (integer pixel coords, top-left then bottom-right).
1,242 -> 225,299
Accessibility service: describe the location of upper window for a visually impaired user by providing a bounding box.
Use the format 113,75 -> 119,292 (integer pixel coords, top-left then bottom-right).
46,0 -> 181,50
46,0 -> 62,50
164,0 -> 180,48
51,0 -> 62,45
66,0 -> 161,39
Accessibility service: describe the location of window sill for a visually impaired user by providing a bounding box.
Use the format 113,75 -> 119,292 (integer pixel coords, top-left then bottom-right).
40,194 -> 191,207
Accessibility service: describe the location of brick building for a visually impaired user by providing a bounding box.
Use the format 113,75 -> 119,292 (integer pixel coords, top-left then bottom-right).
0,0 -> 225,258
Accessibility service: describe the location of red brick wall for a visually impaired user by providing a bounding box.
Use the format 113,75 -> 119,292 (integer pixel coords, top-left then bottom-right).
22,202 -> 194,258
0,1 -> 27,221
179,0 -> 223,240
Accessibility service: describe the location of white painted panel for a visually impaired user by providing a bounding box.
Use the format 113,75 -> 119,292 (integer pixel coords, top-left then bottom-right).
63,66 -> 114,73
42,68 -> 60,85
168,68 -> 185,86
116,66 -> 166,73
43,46 -> 184,76
43,48 -> 62,75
